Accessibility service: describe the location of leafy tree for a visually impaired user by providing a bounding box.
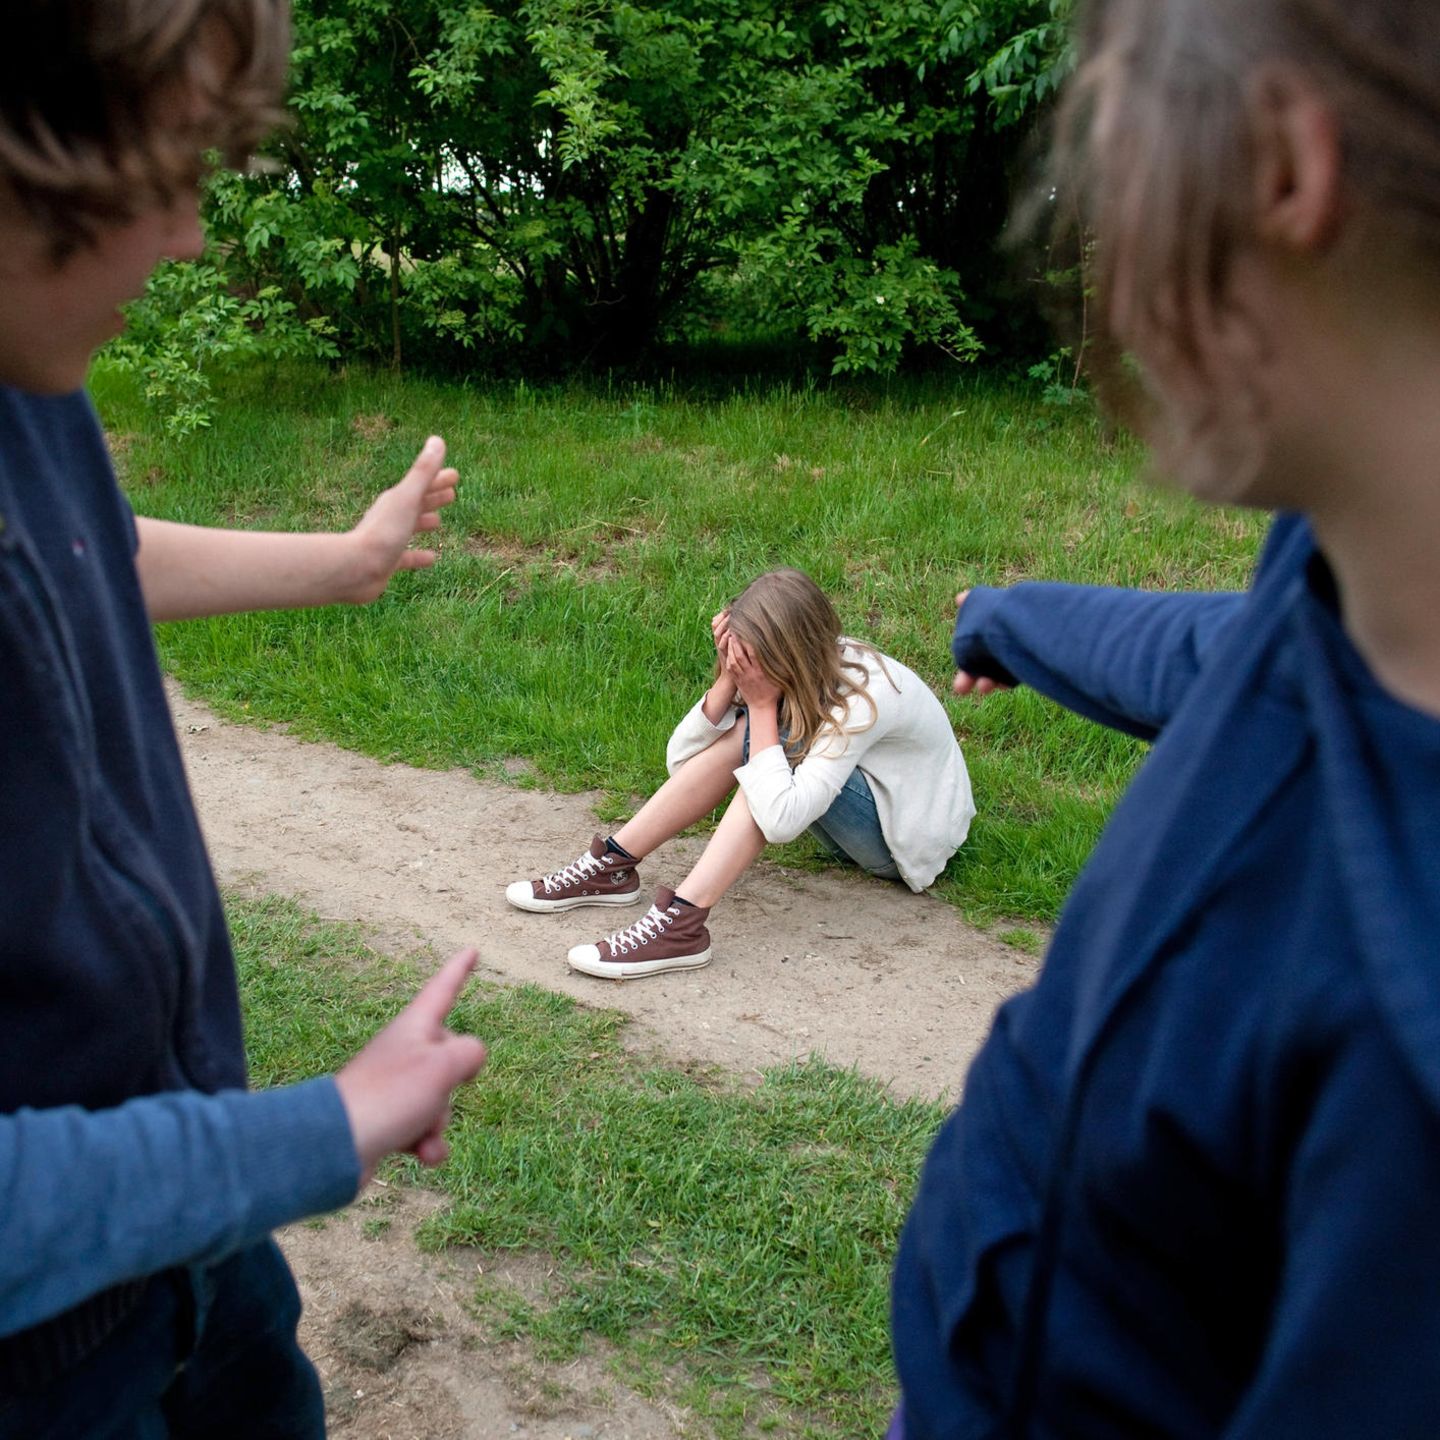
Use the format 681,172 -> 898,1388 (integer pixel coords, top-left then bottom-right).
103,262 -> 337,435
177,0 -> 1074,376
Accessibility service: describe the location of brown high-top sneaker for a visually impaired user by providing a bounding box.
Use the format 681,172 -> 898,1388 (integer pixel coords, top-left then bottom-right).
567,885 -> 712,979
505,835 -> 642,913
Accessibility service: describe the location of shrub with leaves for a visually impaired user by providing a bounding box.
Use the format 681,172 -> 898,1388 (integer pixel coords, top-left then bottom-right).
182,0 -> 1073,374
105,260 -> 339,435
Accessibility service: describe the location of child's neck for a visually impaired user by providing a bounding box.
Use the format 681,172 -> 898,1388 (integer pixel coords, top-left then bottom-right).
1310,420 -> 1440,718
1274,249 -> 1440,718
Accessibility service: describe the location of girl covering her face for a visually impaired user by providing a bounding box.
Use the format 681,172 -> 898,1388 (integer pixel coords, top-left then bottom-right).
507,568 -> 976,980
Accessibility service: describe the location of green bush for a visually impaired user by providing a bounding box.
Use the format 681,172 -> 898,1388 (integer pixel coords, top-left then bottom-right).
104,260 -> 338,435
182,0 -> 1073,375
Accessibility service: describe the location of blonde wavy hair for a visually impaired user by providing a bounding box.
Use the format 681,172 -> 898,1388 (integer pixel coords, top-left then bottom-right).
723,569 -> 894,761
1,0 -> 290,255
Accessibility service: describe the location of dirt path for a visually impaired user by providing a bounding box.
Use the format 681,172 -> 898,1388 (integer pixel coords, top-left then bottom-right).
169,682 -> 1039,1437
281,1187 -> 690,1440
172,682 -> 1035,1105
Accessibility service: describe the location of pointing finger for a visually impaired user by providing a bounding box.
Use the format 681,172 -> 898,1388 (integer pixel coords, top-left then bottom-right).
407,947 -> 479,1029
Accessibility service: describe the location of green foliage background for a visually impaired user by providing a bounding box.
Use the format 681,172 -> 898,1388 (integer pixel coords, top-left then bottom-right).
131,0 -> 1073,421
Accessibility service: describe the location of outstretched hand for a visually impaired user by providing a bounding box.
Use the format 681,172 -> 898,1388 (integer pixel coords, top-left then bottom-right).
345,435 -> 460,603
951,589 -> 1013,698
335,947 -> 488,1187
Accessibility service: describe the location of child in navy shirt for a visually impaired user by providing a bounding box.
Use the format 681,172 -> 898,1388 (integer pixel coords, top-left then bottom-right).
891,2 -> 1440,1436
0,3 -> 486,1432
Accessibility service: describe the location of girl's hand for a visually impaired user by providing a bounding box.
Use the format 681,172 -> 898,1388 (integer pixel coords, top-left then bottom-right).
724,634 -> 782,709
711,608 -> 732,655
952,589 -> 1013,697
702,609 -> 739,723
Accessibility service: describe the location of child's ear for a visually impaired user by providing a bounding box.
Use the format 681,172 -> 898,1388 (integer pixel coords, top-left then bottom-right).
1249,66 -> 1344,252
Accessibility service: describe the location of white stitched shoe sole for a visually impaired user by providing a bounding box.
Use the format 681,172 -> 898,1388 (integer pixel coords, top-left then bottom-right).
505,881 -> 642,914
566,942 -> 713,980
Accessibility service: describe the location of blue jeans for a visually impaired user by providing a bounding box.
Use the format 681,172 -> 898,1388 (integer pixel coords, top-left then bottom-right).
0,1240 -> 324,1439
743,718 -> 901,881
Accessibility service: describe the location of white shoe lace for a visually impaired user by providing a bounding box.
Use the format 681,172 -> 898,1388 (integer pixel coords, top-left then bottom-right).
604,905 -> 672,955
541,849 -> 604,893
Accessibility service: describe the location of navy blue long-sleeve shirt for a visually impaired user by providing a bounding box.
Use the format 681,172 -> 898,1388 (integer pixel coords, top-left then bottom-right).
892,516 -> 1440,1437
0,388 -> 358,1361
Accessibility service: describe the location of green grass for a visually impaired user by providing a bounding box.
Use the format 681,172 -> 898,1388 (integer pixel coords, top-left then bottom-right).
95,359 -> 1267,921
233,892 -> 943,1438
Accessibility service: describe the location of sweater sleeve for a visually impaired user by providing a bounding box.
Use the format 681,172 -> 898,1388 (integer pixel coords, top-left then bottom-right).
0,1078 -> 359,1337
952,584 -> 1245,741
665,696 -> 740,775
734,695 -> 893,845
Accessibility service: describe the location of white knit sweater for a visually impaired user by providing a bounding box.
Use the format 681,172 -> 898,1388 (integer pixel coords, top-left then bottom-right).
665,642 -> 975,891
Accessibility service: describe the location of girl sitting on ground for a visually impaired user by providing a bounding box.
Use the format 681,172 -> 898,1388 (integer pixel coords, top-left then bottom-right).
505,568 -> 975,980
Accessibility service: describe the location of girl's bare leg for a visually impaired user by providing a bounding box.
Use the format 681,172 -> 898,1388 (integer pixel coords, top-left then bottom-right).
672,786 -> 767,909
613,725 -> 745,859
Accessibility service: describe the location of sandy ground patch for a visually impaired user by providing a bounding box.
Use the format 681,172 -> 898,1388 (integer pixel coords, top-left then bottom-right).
281,1188 -> 684,1440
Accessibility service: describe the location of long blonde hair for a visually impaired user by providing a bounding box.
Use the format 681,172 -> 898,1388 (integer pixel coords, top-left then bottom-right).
723,569 -> 892,760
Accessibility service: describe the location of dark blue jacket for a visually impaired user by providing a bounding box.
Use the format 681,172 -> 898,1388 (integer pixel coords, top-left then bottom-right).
892,516 -> 1440,1437
0,390 -> 242,1108
0,389 -> 356,1356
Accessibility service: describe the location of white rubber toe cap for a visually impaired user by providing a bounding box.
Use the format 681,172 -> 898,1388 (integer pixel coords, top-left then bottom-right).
567,943 -> 603,971
567,941 -> 712,979
505,879 -> 537,910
